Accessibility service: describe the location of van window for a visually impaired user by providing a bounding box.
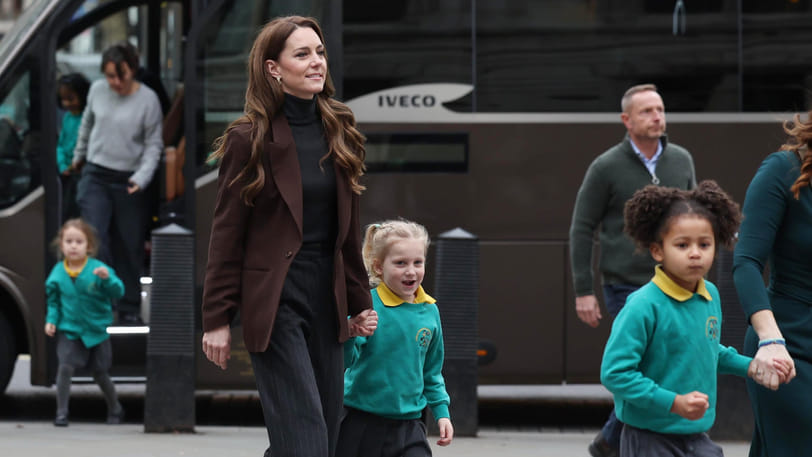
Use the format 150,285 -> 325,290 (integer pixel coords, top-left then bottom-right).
57,4 -> 149,82
0,69 -> 35,209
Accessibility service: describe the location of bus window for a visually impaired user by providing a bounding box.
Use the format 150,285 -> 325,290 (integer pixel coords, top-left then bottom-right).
194,0 -> 329,170
365,133 -> 468,173
0,70 -> 33,209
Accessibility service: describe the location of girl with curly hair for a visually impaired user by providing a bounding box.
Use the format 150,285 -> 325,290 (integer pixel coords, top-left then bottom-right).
600,181 -> 790,457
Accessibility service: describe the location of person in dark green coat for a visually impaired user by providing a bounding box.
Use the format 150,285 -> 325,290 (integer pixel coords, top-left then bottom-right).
45,218 -> 125,427
732,113 -> 812,457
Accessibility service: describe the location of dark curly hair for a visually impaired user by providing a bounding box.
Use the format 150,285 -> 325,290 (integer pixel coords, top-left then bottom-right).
624,180 -> 741,252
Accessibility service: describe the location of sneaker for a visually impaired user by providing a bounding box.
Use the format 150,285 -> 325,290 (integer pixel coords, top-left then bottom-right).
588,433 -> 618,457
54,414 -> 69,427
107,407 -> 125,425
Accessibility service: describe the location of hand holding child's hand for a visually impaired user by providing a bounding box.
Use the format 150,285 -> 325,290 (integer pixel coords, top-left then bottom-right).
348,309 -> 378,337
772,358 -> 794,383
44,323 -> 55,337
93,266 -> 109,280
671,391 -> 709,420
436,417 -> 454,446
750,344 -> 795,390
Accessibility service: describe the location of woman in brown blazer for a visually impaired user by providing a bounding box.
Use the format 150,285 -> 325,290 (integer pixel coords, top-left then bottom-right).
201,16 -> 377,457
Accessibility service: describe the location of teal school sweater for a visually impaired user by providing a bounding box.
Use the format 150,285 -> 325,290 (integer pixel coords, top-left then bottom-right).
600,267 -> 751,434
343,283 -> 450,420
45,257 -> 125,348
56,111 -> 82,173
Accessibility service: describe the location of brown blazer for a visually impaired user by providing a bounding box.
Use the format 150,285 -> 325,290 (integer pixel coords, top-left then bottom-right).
201,114 -> 372,353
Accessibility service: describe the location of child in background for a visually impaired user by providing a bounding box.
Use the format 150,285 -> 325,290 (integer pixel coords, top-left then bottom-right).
45,218 -> 125,427
55,73 -> 90,221
600,181 -> 791,456
337,219 -> 454,457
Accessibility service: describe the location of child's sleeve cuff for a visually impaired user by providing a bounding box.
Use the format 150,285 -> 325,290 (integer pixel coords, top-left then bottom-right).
430,403 -> 450,420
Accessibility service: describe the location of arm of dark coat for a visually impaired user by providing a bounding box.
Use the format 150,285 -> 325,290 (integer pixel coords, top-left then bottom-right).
201,128 -> 252,331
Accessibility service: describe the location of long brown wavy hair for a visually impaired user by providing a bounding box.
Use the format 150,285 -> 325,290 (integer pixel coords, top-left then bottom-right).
209,16 -> 366,205
780,112 -> 812,199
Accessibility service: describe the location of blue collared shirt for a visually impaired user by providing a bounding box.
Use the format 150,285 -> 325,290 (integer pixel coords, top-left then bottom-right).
630,139 -> 663,184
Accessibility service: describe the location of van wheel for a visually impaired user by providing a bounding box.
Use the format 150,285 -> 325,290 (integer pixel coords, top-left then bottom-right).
0,312 -> 16,394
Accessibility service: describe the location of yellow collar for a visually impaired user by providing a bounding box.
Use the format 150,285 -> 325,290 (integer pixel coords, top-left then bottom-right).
376,282 -> 436,307
63,257 -> 88,278
651,265 -> 712,301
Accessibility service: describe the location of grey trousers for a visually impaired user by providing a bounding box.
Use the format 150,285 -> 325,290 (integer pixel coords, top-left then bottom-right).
249,246 -> 342,457
336,407 -> 432,457
55,333 -> 121,417
77,163 -> 147,314
621,424 -> 724,457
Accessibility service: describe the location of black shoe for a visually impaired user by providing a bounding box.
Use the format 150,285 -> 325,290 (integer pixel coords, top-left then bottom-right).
54,415 -> 69,427
107,407 -> 125,425
588,433 -> 618,457
118,312 -> 144,326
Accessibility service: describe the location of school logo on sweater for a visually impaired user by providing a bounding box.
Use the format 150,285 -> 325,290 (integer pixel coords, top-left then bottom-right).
416,328 -> 432,348
706,316 -> 719,341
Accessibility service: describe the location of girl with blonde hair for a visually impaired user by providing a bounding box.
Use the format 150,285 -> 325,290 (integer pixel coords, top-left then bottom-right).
338,219 -> 454,457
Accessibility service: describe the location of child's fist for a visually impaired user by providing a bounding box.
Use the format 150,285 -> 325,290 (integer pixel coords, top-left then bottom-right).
671,391 -> 709,421
44,323 -> 56,337
93,266 -> 109,279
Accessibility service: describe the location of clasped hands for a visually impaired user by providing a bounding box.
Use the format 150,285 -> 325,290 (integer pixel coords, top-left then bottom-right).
203,309 -> 380,371
747,342 -> 796,391
672,344 -> 795,421
348,309 -> 378,337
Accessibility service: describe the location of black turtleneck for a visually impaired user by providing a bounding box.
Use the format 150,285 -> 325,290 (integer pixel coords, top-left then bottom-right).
282,94 -> 337,244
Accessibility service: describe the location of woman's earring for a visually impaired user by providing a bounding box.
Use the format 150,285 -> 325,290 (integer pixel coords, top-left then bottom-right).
273,75 -> 281,83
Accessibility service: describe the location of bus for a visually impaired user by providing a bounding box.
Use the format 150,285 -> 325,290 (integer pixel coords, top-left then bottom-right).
0,0 -> 809,394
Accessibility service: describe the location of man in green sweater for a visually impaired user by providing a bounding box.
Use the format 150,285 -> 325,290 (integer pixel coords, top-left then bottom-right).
568,84 -> 696,457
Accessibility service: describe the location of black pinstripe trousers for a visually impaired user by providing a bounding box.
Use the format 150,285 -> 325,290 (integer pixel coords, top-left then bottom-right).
250,246 -> 342,457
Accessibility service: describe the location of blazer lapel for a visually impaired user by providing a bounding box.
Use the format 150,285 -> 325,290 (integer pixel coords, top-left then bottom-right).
269,114 -> 303,235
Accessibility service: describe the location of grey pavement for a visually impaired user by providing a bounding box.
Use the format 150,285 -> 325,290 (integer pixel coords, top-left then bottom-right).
2,356 -> 752,456
0,421 -> 752,457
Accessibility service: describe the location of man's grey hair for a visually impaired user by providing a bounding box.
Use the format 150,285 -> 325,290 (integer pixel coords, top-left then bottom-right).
621,84 -> 658,113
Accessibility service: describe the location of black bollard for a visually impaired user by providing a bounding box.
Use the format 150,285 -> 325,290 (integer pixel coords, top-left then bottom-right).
144,223 -> 195,433
432,227 -> 479,437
